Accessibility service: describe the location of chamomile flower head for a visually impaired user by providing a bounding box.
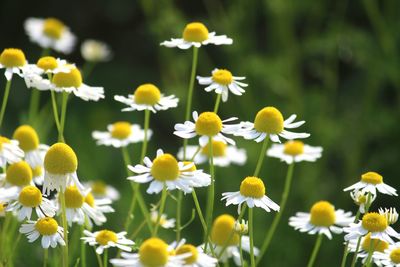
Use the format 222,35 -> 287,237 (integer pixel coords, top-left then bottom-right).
81,39 -> 112,62
350,190 -> 377,214
379,208 -> 399,225
0,136 -> 24,168
150,210 -> 176,229
0,48 -> 27,81
348,233 -> 390,265
81,229 -> 134,254
174,111 -> 242,147
344,212 -> 400,243
19,217 -> 65,248
221,176 -> 280,214
234,219 -> 249,235
110,237 -> 188,267
171,239 -> 218,267
197,68 -> 247,102
267,140 -> 323,164
114,83 -> 178,113
161,22 -> 233,49
127,149 -> 210,194
177,140 -> 247,167
24,17 -> 76,54
5,161 -> 33,188
92,121 -> 152,148
289,200 -> 354,239
374,243 -> 400,266
239,107 -> 310,143
5,185 -> 56,221
84,180 -> 120,201
344,171 -> 397,196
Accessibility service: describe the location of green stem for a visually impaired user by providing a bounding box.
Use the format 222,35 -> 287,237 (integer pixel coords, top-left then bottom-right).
253,137 -> 270,177
256,162 -> 295,265
340,210 -> 361,267
82,62 -> 96,80
94,247 -> 104,267
176,191 -> 182,241
50,90 -> 61,132
204,136 -> 215,249
153,185 -> 168,236
192,190 -> 208,232
59,191 -> 69,267
213,94 -> 221,113
0,79 -> 12,129
122,147 -> 138,233
28,90 -> 40,123
239,234 -> 244,266
249,208 -> 255,267
41,47 -> 51,57
43,249 -> 48,267
103,249 -> 108,267
307,234 -> 323,267
190,146 -> 202,162
80,225 -> 86,267
58,92 -> 69,142
350,237 -> 362,267
140,109 -> 150,163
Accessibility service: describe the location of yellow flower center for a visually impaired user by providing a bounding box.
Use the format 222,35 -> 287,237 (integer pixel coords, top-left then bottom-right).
44,143 -> 78,175
182,22 -> 209,42
150,154 -> 179,181
361,233 -> 389,253
43,18 -> 65,39
176,244 -> 198,264
390,248 -> 400,264
0,203 -> 4,213
13,125 -> 40,152
35,217 -> 58,236
139,238 -> 169,267
283,140 -> 304,156
361,172 -> 383,185
85,192 -> 95,207
310,201 -> 336,227
6,161 -> 32,187
254,107 -> 284,134
32,166 -> 43,177
52,65 -> 82,88
182,161 -> 197,172
239,176 -> 266,198
134,84 -> 161,105
91,181 -> 107,195
362,212 -> 388,232
19,185 -> 42,207
201,140 -> 227,157
211,214 -> 240,246
111,122 -> 132,139
37,56 -> 58,71
195,112 -> 222,136
0,48 -> 26,68
0,136 -> 10,149
95,230 -> 118,245
64,186 -> 84,208
212,69 -> 233,85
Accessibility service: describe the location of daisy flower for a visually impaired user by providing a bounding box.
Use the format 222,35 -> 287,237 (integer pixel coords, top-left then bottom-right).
374,243 -> 400,266
350,190 -> 377,214
24,17 -> 76,54
0,136 -> 24,168
171,239 -> 218,267
19,217 -> 65,248
114,83 -> 178,113
289,201 -> 354,240
344,171 -> 397,196
177,140 -> 247,167
127,149 -> 210,194
5,185 -> 56,221
84,180 -> 120,201
197,68 -> 247,102
344,211 -> 400,243
81,229 -> 134,254
0,48 -> 27,81
150,210 -> 176,229
267,140 -> 322,164
174,111 -> 242,146
81,39 -> 112,62
221,176 -> 280,214
160,22 -> 232,49
234,219 -> 249,235
92,121 -> 152,148
238,106 -> 310,143
110,237 -> 188,267
348,233 -> 390,265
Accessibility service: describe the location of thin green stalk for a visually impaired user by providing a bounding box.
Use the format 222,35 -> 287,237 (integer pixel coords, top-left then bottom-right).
140,109 -> 150,163
340,210 -> 361,267
41,47 -> 51,57
176,191 -> 182,241
80,225 -> 86,267
307,234 -> 323,267
94,248 -> 104,267
192,190 -> 208,232
190,146 -> 202,162
253,137 -> 270,177
256,162 -> 295,265
239,234 -> 244,266
58,92 -> 69,142
103,249 -> 108,267
153,185 -> 168,236
204,136 -> 215,249
129,219 -> 146,240
213,94 -> 221,113
82,62 -> 96,79
249,208 -> 255,267
28,90 -> 40,123
0,79 -> 12,129
43,249 -> 48,267
59,191 -> 69,267
122,147 -> 138,233
50,91 -> 61,132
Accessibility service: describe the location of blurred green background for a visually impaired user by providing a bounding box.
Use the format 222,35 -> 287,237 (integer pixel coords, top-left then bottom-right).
1,0 -> 400,266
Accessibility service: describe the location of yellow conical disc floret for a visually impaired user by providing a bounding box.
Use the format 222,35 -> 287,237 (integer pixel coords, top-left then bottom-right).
111,122 -> 132,139
13,125 -> 40,152
240,176 -> 265,198
201,140 -> 227,157
19,185 -> 42,207
362,212 -> 388,232
37,56 -> 58,71
0,136 -> 11,149
284,140 -> 304,156
0,203 -> 5,213
52,65 -> 82,88
43,18 -> 65,39
176,244 -> 198,264
44,143 -> 78,174
254,107 -> 284,134
0,48 -> 26,68
85,192 -> 95,207
211,214 -> 240,246
390,248 -> 400,264
361,172 -> 383,185
139,238 -> 169,266
35,217 -> 58,235
361,233 -> 389,253
183,22 -> 209,42
212,69 -> 233,85
310,201 -> 336,227
95,230 -> 118,245
64,186 -> 84,208
91,181 -> 107,195
195,112 -> 222,136
150,154 -> 179,181
134,84 -> 161,105
182,161 -> 197,172
32,166 -> 43,177
6,161 -> 32,187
